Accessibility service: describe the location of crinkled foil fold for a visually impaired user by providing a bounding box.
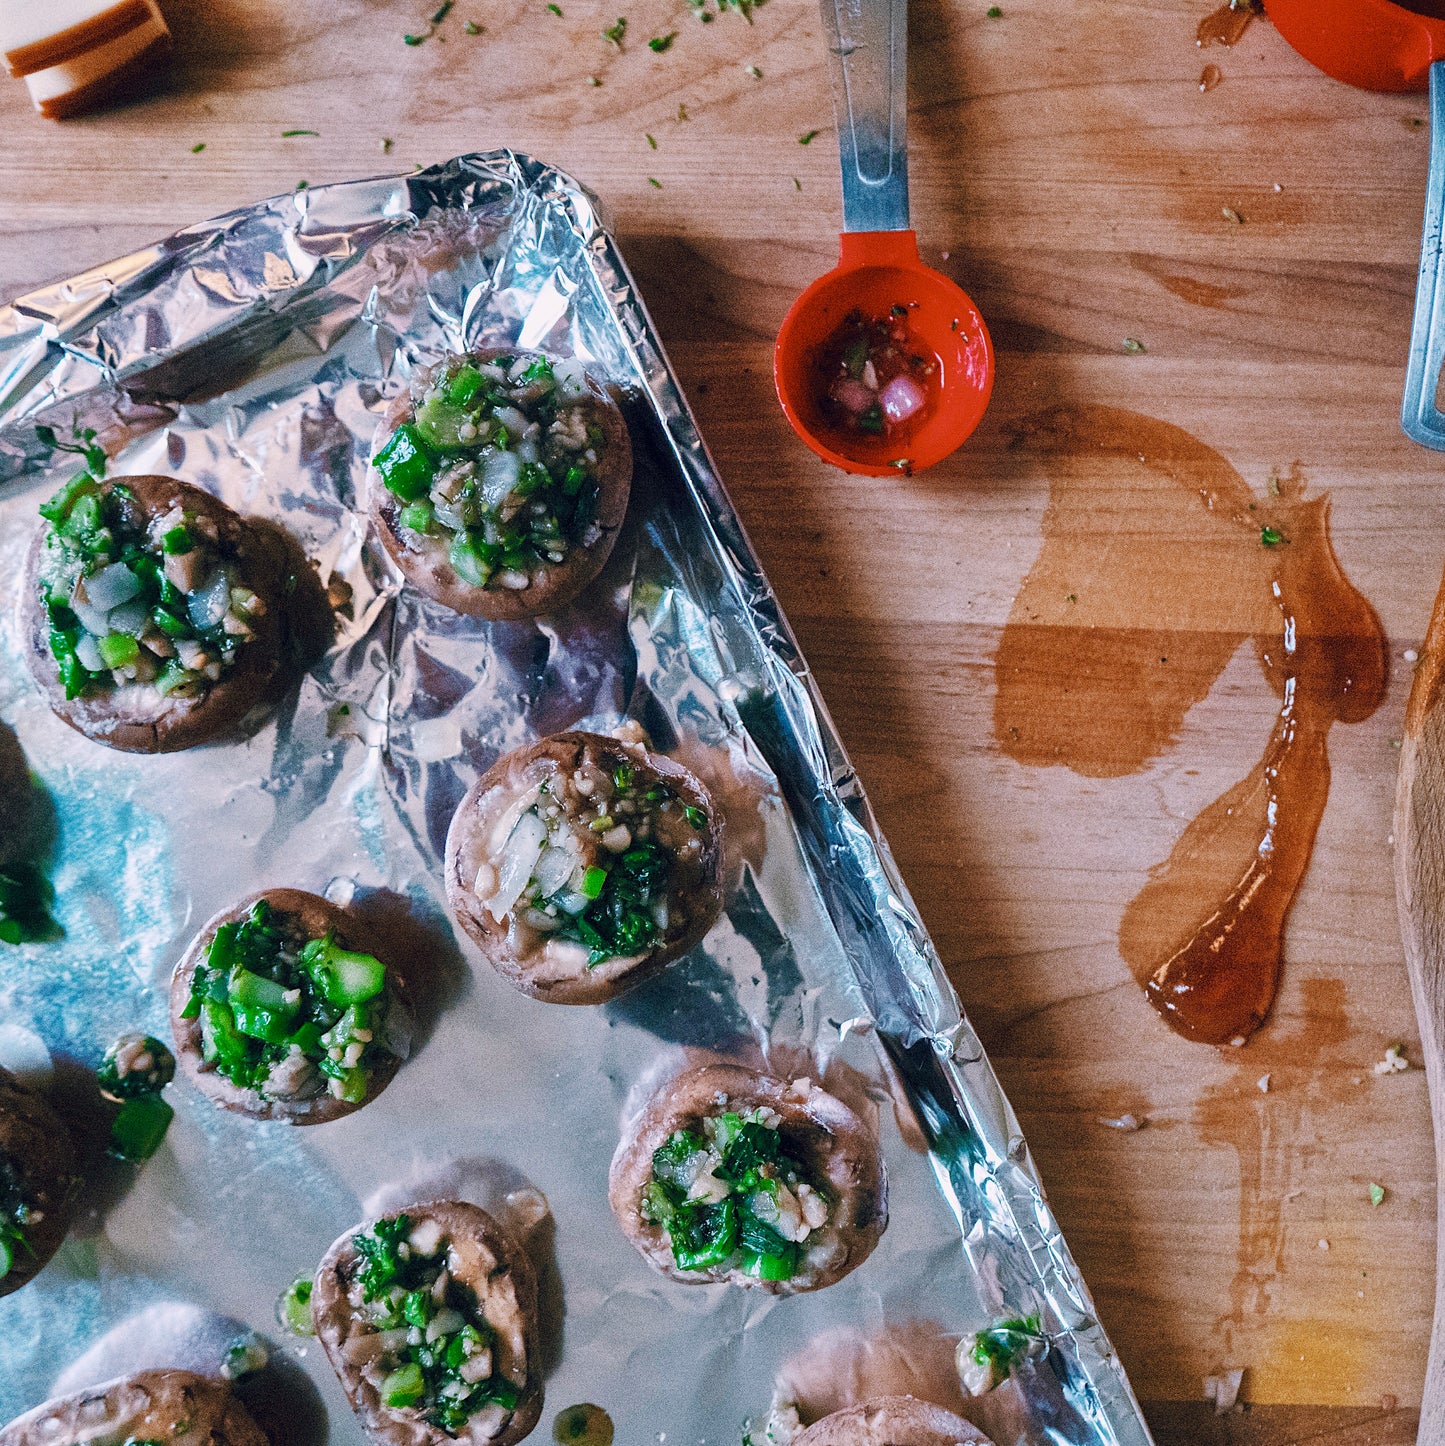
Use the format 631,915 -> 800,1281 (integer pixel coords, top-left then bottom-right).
0,152 -> 1153,1446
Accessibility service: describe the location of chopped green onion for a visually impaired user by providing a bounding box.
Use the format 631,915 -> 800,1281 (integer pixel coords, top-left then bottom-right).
381,1362 -> 427,1409
648,177 -> 662,189
162,524 -> 194,554
646,132 -> 658,149
281,129 -> 319,137
1260,525 -> 1286,546
581,865 -> 608,899
375,423 -> 436,501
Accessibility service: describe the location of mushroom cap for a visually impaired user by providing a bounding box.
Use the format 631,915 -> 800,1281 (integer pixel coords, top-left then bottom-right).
794,1398 -> 993,1446
368,349 -> 632,620
169,889 -> 413,1125
0,1064 -> 78,1299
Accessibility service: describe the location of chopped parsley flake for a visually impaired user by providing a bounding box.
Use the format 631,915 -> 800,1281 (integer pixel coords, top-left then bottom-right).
677,103 -> 689,120
646,133 -> 657,149
190,142 -> 205,153
432,0 -> 454,19
649,30 -> 677,49
548,4 -> 563,14
382,137 -> 394,152
404,31 -> 427,44
792,176 -> 801,191
648,177 -> 663,188
603,16 -> 626,43
1222,206 -> 1244,224
799,129 -> 819,145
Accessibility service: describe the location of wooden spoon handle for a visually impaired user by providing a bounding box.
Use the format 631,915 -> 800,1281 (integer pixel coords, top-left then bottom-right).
1393,563 -> 1445,1444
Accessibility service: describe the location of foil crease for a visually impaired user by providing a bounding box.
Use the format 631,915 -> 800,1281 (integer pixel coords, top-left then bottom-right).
0,152 -> 1153,1446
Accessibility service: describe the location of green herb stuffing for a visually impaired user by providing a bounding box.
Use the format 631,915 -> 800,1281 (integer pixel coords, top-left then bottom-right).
970,1314 -> 1041,1376
642,1106 -> 826,1282
350,1214 -> 524,1433
376,353 -> 613,592
183,900 -> 397,1105
34,455 -> 265,705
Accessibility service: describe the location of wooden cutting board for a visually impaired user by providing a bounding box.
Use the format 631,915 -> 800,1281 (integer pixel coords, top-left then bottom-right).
0,0 -> 1435,1439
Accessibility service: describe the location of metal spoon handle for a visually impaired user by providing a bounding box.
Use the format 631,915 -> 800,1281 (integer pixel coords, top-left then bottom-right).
819,0 -> 910,234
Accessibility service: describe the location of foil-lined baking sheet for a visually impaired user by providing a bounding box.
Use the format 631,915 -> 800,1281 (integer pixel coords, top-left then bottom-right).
0,151 -> 1153,1446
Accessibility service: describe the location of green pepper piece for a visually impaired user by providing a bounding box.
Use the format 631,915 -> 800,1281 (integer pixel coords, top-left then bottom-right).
200,998 -> 248,1065
413,395 -> 473,451
375,423 -> 436,502
640,1180 -> 675,1224
398,499 -> 434,535
669,1197 -> 738,1271
161,524 -> 194,554
97,633 -> 139,668
336,1066 -> 370,1103
448,530 -> 494,587
740,1243 -> 798,1281
684,804 -> 708,829
152,606 -> 190,638
300,932 -> 387,1006
206,921 -> 239,974
230,999 -> 294,1044
581,864 -> 607,899
229,967 -> 298,1015
61,492 -> 103,542
108,1094 -> 174,1161
39,472 -> 100,524
287,1020 -> 324,1055
380,1362 -> 426,1409
446,364 -> 486,406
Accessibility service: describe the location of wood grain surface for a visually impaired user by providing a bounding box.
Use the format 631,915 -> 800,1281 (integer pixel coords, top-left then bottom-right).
0,2 -> 1437,1442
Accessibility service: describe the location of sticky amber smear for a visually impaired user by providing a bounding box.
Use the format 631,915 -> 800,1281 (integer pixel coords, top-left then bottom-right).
1193,979 -> 1359,1383
1197,1 -> 1256,47
1129,254 -> 1242,311
996,407 -> 1387,1046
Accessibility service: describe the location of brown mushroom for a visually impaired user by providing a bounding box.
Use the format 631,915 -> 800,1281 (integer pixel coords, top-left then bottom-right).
0,1064 -> 78,1299
169,889 -> 413,1126
608,1063 -> 887,1294
23,475 -> 287,753
312,1200 -> 542,1446
367,349 -> 632,620
0,1370 -> 269,1446
793,1397 -> 993,1446
444,731 -> 724,1005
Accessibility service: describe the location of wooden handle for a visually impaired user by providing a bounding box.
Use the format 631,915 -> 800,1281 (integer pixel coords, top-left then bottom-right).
1393,562 -> 1445,1445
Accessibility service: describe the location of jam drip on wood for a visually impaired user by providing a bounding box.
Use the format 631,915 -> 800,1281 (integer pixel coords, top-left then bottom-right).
995,405 -> 1386,1046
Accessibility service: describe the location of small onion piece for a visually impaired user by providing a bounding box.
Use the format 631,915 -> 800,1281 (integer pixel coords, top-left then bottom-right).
479,449 -> 523,509
487,810 -> 547,921
187,569 -> 233,630
74,633 -> 104,672
495,405 -> 529,437
879,374 -> 927,425
831,378 -> 876,415
69,596 -> 112,637
84,561 -> 142,611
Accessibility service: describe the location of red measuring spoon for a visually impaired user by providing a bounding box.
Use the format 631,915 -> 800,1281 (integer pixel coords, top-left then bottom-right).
1270,0 -> 1445,445
773,0 -> 994,476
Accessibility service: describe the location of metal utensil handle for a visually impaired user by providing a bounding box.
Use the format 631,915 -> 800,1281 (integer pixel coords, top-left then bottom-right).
819,0 -> 910,234
1403,60 -> 1445,449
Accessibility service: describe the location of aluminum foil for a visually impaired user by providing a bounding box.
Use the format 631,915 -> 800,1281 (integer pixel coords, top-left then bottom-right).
0,152 -> 1153,1446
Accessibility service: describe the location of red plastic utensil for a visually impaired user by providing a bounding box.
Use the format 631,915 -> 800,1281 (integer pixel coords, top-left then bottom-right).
772,0 -> 994,476
1269,0 -> 1445,446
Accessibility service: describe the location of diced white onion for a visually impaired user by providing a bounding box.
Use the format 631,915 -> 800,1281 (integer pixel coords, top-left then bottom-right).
532,842 -> 578,898
426,1307 -> 466,1342
187,569 -> 232,630
74,633 -> 104,672
487,809 -> 547,921
408,1216 -> 445,1255
495,405 -> 528,437
553,359 -> 588,402
479,448 -> 523,508
70,596 -> 112,637
515,437 -> 540,466
554,890 -> 592,916
107,597 -> 150,636
84,561 -> 141,611
880,373 -> 927,424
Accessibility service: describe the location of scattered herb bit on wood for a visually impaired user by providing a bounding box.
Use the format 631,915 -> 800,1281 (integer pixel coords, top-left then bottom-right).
1123,336 -> 1146,353
1066,593 -> 1077,603
648,176 -> 663,188
1260,525 -> 1285,546
432,0 -> 454,20
1369,1182 -> 1386,1207
987,4 -> 1001,13
548,4 -> 563,14
465,18 -> 482,31
588,74 -> 601,84
190,142 -> 205,153
649,30 -> 677,49
745,64 -> 761,77
792,176 -> 801,190
646,133 -> 657,149
382,137 -> 394,153
404,30 -> 429,44
282,129 -> 319,137
603,16 -> 627,43
677,103 -> 689,120
799,129 -> 819,145
1222,205 -> 1244,223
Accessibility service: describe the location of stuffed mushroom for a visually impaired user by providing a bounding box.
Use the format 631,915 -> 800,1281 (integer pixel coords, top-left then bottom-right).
0,1370 -> 269,1446
792,1398 -> 992,1446
312,1201 -> 542,1446
169,889 -> 413,1125
608,1064 -> 886,1294
24,474 -> 286,752
368,349 -> 631,619
0,1065 -> 78,1298
444,731 -> 723,1005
